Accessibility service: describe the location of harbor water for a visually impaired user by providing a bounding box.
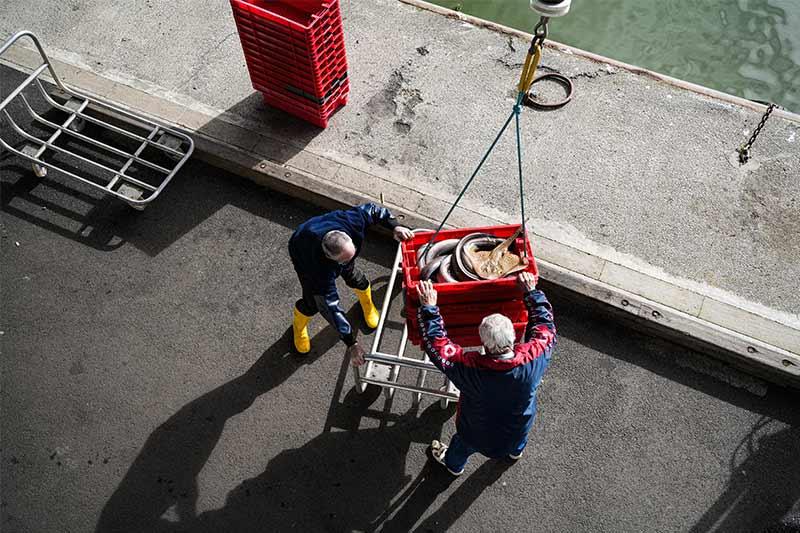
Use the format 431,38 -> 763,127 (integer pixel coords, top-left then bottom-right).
431,0 -> 800,113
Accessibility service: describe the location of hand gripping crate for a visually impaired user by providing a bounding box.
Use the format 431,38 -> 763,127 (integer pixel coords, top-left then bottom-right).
230,0 -> 349,128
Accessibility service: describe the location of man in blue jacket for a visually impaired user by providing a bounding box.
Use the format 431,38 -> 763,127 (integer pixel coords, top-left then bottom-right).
289,203 -> 413,363
416,272 -> 556,475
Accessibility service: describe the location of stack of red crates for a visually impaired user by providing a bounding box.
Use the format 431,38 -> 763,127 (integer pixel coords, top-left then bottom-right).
401,225 -> 539,348
230,0 -> 349,128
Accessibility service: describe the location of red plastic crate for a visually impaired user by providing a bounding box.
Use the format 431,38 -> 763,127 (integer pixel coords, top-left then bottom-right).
405,299 -> 528,347
234,17 -> 347,74
409,322 -> 529,348
246,53 -> 347,97
230,0 -> 349,128
405,299 -> 527,327
234,14 -> 347,94
248,59 -> 346,100
258,78 -> 348,114
401,224 -> 539,306
261,81 -> 349,128
231,2 -> 347,68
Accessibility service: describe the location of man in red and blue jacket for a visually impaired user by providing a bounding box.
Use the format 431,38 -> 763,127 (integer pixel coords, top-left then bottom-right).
416,272 -> 556,475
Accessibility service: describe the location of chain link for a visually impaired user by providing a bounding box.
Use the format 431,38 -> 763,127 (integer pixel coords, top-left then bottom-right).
738,103 -> 776,164
530,16 -> 550,51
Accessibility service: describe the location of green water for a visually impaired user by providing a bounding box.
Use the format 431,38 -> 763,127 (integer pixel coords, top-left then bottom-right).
430,0 -> 800,113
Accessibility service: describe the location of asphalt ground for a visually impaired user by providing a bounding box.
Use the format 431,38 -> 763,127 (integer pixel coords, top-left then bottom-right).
1,88 -> 800,532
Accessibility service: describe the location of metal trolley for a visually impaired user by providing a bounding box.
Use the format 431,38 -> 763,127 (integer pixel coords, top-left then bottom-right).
0,31 -> 193,210
352,238 -> 460,408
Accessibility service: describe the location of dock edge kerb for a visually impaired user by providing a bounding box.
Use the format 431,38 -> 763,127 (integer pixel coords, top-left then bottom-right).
398,0 -> 800,124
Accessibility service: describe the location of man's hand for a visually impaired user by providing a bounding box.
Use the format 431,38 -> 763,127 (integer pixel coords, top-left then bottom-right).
517,271 -> 537,293
347,343 -> 366,367
417,280 -> 438,306
393,226 -> 414,242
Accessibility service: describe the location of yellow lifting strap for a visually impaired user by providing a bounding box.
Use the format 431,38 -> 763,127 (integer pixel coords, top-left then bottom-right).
516,44 -> 542,95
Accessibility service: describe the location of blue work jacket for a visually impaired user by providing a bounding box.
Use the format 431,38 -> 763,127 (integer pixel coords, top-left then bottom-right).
418,289 -> 556,457
289,203 -> 399,345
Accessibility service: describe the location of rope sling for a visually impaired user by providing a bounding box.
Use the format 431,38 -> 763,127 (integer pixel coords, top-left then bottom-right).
423,18 -> 551,262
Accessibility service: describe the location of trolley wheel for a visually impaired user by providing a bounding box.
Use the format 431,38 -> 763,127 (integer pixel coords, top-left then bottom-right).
68,118 -> 85,133
128,202 -> 146,211
32,163 -> 47,178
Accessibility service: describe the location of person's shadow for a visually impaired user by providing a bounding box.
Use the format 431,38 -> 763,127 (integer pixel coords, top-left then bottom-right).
174,396 -> 454,532
157,390 -> 513,533
94,321 -> 343,532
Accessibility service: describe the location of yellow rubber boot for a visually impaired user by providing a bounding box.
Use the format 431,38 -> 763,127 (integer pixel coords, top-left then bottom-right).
354,285 -> 380,329
292,307 -> 312,354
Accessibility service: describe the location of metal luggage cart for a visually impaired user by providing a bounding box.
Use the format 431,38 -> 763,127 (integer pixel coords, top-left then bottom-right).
0,30 -> 193,210
352,237 -> 460,408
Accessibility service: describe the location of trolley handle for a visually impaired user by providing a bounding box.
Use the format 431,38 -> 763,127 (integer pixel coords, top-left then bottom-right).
0,30 -> 66,92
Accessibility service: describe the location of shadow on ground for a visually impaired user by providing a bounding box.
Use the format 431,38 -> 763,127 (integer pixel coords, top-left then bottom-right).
95,282 -> 800,532
94,308 -> 509,533
0,64 -> 330,257
549,285 -> 800,532
6,64 -> 798,532
690,419 -> 800,533
195,89 -> 327,163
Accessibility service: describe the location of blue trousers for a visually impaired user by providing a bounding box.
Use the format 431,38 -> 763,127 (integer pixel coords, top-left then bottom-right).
444,433 -> 527,472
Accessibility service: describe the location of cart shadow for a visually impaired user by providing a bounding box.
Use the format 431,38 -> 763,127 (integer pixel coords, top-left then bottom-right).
0,158 -> 132,251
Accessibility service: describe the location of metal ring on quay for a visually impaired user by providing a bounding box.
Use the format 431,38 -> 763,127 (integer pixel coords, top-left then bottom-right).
525,73 -> 574,110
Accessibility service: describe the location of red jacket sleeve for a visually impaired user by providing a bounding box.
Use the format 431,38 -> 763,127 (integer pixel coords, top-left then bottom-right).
417,304 -> 477,394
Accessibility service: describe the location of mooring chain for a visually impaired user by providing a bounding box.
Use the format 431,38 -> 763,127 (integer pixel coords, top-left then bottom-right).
738,103 -> 777,164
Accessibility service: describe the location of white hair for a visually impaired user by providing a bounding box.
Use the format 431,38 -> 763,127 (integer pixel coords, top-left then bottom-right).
479,313 -> 515,355
322,230 -> 353,259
